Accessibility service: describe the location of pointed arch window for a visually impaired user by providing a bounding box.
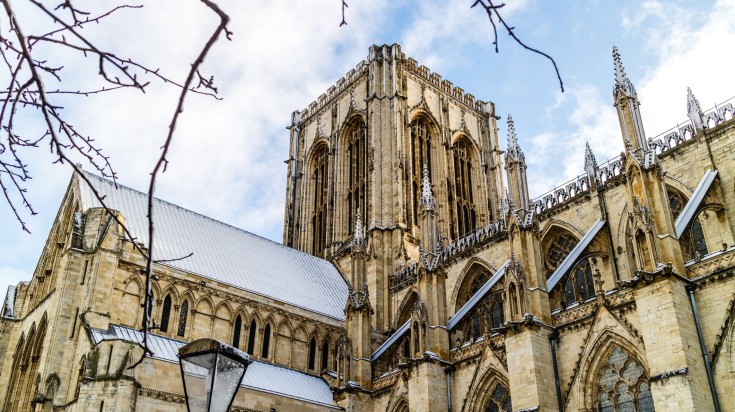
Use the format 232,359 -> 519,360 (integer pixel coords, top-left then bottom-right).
247,320 -> 257,355
459,271 -> 505,342
177,300 -> 188,337
484,382 -> 512,412
452,138 -> 476,239
261,324 -> 272,359
544,232 -> 578,277
311,145 -> 329,256
308,337 -> 317,370
635,230 -> 652,271
160,295 -> 172,333
233,315 -> 242,349
410,117 -> 432,227
690,218 -> 708,259
346,119 -> 367,235
667,190 -> 685,220
595,346 -> 654,412
564,260 -> 595,304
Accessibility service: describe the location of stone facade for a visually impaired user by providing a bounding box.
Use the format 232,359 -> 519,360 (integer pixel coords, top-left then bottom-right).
1,43 -> 734,411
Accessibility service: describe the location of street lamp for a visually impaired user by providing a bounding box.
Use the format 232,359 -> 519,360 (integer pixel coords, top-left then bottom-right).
178,338 -> 252,412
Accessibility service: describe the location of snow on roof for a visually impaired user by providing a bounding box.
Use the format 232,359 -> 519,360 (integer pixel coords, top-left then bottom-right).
447,260 -> 509,331
3,285 -> 16,318
547,219 -> 606,291
90,324 -> 340,409
371,320 -> 410,362
77,171 -> 348,320
675,169 -> 718,238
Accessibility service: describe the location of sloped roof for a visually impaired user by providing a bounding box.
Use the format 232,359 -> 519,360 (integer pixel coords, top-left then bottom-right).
371,320 -> 410,362
447,260 -> 509,331
547,220 -> 606,291
675,169 -> 718,237
3,285 -> 16,318
76,171 -> 348,320
90,325 -> 339,409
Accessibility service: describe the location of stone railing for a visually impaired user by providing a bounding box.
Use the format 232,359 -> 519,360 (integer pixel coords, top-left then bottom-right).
389,261 -> 419,292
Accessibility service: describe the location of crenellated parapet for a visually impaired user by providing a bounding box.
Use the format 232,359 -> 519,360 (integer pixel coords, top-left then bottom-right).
299,60 -> 369,123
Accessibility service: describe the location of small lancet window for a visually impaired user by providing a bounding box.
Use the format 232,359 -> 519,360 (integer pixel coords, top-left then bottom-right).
410,117 -> 432,227
308,337 -> 317,370
177,300 -> 188,337
261,324 -> 272,359
247,320 -> 257,355
311,145 -> 330,257
160,295 -> 172,333
233,315 -> 242,349
321,340 -> 329,371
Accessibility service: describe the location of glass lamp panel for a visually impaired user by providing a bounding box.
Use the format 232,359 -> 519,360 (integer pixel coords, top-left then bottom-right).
181,352 -> 216,412
209,353 -> 247,412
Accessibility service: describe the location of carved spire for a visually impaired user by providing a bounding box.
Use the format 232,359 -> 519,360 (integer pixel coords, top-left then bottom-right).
420,164 -> 436,211
612,46 -> 647,155
506,114 -> 523,160
353,208 -> 365,252
584,142 -> 599,190
504,115 -> 530,211
687,87 -> 705,132
613,46 -> 636,98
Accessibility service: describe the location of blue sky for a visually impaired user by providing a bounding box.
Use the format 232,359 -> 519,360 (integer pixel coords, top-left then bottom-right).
2,0 -> 734,295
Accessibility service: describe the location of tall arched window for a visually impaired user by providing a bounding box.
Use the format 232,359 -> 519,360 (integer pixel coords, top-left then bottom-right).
485,382 -> 512,412
452,138 -> 476,239
160,295 -> 172,333
321,339 -> 329,371
690,218 -> 708,259
410,117 -> 432,227
247,320 -> 257,355
233,315 -> 242,349
311,145 -> 329,256
177,300 -> 188,337
636,230 -> 652,271
595,346 -> 654,412
261,324 -> 272,359
308,337 -> 317,370
564,260 -> 595,304
346,119 -> 367,235
667,190 -> 684,220
544,232 -> 578,277
457,270 -> 505,343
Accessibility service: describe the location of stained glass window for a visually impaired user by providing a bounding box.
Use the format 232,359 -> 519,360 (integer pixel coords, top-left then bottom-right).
177,300 -> 188,337
452,139 -> 476,239
564,260 -> 595,304
667,190 -> 684,220
311,146 -> 329,256
346,119 -> 367,235
545,233 -> 578,277
461,271 -> 504,342
596,346 -> 654,412
160,295 -> 172,332
484,382 -> 512,412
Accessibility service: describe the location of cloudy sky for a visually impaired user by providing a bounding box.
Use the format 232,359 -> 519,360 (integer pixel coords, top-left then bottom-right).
2,0 -> 734,295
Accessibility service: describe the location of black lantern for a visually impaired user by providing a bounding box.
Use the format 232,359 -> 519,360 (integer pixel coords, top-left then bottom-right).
178,338 -> 252,412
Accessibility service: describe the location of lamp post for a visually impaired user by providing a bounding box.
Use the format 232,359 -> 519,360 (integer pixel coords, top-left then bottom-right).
178,338 -> 252,412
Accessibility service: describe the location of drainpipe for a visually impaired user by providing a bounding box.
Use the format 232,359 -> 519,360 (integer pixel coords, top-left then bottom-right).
549,331 -> 564,412
685,284 -> 721,412
445,365 -> 455,411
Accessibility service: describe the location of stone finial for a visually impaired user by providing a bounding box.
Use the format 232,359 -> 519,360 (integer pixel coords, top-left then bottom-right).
507,114 -> 521,158
420,164 -> 436,211
584,142 -> 597,169
687,87 -> 705,132
354,208 -> 364,247
613,46 -> 636,97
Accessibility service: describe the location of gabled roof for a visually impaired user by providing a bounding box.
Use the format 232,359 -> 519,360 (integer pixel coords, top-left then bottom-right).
90,324 -> 340,409
675,169 -> 718,237
77,171 -> 348,320
447,260 -> 510,331
547,220 -> 606,291
371,320 -> 410,362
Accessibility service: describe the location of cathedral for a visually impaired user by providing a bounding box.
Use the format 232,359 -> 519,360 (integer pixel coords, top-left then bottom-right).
1,44 -> 734,411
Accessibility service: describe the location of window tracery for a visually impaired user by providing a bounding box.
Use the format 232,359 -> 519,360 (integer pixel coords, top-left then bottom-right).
667,190 -> 684,220
564,260 -> 595,304
545,232 -> 578,277
452,138 -> 476,239
177,300 -> 188,337
346,119 -> 367,235
456,271 -> 505,343
635,230 -> 652,271
484,382 -> 512,412
160,295 -> 172,333
311,145 -> 329,256
410,117 -> 432,227
595,346 -> 654,412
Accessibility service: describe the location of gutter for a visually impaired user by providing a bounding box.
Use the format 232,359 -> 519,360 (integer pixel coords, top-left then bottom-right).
549,331 -> 564,412
685,285 -> 721,412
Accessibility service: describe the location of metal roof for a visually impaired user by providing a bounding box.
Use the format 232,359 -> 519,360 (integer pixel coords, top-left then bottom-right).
447,260 -> 509,331
547,220 -> 606,291
675,169 -> 718,237
371,320 -> 410,362
3,285 -> 16,318
90,325 -> 339,409
77,171 -> 348,320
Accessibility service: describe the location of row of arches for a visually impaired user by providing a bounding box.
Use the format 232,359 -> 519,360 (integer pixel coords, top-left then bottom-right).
4,313 -> 48,412
117,278 -> 340,374
300,111 -> 490,257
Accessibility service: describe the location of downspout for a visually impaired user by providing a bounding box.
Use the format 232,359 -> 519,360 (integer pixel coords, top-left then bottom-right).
549,331 -> 564,412
445,365 -> 455,411
686,284 -> 721,412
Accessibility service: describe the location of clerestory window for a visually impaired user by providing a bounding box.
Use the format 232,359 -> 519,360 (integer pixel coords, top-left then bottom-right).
311,146 -> 329,256
346,119 -> 367,235
452,138 -> 476,239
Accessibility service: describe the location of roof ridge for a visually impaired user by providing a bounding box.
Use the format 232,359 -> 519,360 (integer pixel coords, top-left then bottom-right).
79,170 -> 326,263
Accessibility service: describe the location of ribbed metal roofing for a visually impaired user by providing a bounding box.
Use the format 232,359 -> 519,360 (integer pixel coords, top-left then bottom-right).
90,325 -> 339,409
77,171 -> 348,320
547,219 -> 606,291
371,320 -> 410,362
675,169 -> 717,238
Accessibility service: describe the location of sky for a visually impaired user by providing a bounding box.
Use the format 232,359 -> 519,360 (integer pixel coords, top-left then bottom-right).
2,0 -> 734,296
